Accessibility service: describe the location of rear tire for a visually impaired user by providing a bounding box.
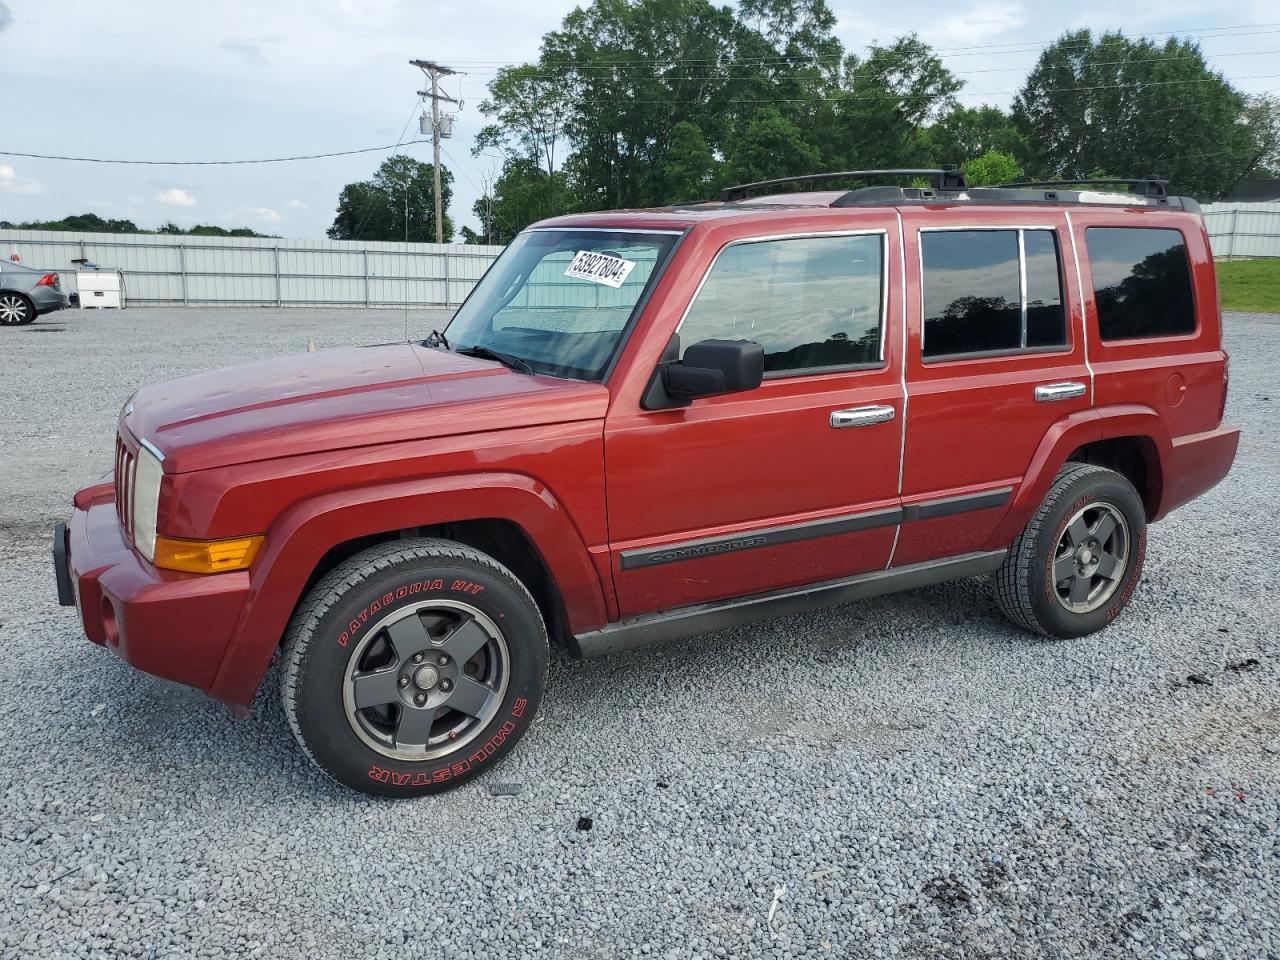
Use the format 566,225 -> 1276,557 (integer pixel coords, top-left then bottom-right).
994,463 -> 1146,638
0,292 -> 34,326
280,538 -> 548,797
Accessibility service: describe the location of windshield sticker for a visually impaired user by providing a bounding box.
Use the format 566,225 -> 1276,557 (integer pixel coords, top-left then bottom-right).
564,250 -> 637,288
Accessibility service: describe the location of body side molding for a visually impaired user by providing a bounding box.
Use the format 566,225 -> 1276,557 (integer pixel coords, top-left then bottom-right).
576,549 -> 1008,657
618,489 -> 1011,570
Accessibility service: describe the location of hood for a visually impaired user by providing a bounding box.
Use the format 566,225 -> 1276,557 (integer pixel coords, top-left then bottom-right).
122,342 -> 609,473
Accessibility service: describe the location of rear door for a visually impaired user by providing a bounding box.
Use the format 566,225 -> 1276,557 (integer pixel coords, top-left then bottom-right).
893,207 -> 1092,566
604,224 -> 906,617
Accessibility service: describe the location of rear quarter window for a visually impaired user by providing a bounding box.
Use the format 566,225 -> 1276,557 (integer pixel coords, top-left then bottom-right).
1084,227 -> 1196,341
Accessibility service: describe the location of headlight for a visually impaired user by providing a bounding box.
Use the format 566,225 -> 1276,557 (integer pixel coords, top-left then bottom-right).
132,440 -> 164,562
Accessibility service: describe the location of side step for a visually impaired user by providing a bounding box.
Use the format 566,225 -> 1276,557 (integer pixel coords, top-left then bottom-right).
573,549 -> 1008,658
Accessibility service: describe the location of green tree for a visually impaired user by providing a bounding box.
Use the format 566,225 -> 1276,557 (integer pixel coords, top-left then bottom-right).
962,150 -> 1023,186
1012,30 -> 1258,199
723,107 -> 821,185
466,158 -> 571,245
473,64 -> 574,177
828,36 -> 962,170
328,154 -> 453,241
927,105 -> 1025,165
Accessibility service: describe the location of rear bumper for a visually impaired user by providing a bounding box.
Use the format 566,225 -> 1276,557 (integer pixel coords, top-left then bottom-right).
32,287 -> 69,314
58,495 -> 252,698
1157,424 -> 1241,520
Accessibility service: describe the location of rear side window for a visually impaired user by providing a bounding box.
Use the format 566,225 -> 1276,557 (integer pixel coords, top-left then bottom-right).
1085,227 -> 1195,341
678,233 -> 884,375
921,229 -> 1067,359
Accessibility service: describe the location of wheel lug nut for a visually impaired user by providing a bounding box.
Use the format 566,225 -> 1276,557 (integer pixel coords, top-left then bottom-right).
438,654 -> 450,666
398,676 -> 409,688
440,679 -> 453,692
414,693 -> 426,705
412,653 -> 424,663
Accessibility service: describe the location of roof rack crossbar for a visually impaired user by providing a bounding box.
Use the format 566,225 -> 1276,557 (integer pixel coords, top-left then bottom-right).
719,167 -> 966,202
998,177 -> 1169,198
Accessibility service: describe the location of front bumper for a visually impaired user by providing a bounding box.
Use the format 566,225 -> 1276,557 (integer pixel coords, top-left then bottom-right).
56,492 -> 252,696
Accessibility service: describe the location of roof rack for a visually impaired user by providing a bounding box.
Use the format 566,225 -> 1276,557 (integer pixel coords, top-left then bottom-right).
719,166 -> 967,202
997,177 -> 1169,198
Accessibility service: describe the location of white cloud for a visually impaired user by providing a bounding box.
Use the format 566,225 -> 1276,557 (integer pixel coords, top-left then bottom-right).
287,199 -> 307,209
252,206 -> 283,223
0,163 -> 42,195
155,187 -> 197,207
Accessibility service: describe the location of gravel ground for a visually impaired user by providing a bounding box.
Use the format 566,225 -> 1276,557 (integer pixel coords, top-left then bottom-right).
1,307 -> 1277,960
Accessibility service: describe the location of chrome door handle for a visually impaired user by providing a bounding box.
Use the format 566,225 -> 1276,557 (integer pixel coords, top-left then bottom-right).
830,405 -> 896,429
1034,381 -> 1087,403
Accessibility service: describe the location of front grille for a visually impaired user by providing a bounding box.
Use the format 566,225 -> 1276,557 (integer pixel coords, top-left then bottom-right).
114,433 -> 137,540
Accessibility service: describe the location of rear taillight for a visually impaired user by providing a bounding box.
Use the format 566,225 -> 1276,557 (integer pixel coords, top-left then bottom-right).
35,273 -> 57,287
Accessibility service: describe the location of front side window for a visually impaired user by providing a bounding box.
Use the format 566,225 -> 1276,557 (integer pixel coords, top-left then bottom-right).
1085,227 -> 1195,341
446,229 -> 680,380
678,234 -> 884,375
921,229 -> 1067,358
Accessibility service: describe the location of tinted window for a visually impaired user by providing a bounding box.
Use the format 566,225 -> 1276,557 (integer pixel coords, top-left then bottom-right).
922,229 -> 1068,358
679,234 -> 883,374
1085,227 -> 1195,340
1024,230 -> 1067,347
922,231 -> 1021,356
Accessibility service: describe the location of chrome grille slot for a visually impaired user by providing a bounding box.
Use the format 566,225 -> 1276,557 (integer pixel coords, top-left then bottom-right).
114,434 -> 137,540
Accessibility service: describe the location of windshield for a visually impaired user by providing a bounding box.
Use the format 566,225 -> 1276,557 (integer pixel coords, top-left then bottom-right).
444,228 -> 681,380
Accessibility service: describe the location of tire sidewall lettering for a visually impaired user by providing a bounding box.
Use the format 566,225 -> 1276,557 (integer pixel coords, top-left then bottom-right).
335,577 -> 485,647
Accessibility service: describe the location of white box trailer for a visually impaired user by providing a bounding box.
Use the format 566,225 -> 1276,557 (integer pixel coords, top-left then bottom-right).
77,270 -> 125,309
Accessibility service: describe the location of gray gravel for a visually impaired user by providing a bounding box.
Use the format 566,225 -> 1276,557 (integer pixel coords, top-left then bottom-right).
1,306 -> 1278,959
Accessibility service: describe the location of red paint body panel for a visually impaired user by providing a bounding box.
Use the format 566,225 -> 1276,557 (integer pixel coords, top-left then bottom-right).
62,197 -> 1239,707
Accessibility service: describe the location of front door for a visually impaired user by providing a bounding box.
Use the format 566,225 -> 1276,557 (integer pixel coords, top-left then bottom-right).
604,226 -> 906,618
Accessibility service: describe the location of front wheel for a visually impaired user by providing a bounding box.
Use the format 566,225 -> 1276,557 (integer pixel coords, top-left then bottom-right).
280,538 -> 548,797
994,463 -> 1147,638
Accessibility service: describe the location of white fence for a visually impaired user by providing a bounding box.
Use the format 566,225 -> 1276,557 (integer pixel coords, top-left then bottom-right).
1202,202 -> 1280,259
0,229 -> 504,307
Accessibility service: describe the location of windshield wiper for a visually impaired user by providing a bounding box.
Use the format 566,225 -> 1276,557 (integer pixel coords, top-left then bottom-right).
454,345 -> 535,375
423,328 -> 450,349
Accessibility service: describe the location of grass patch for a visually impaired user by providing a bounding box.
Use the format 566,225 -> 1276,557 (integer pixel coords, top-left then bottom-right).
1216,258 -> 1280,314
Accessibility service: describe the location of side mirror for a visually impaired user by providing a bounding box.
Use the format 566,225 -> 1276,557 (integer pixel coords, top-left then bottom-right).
642,337 -> 764,410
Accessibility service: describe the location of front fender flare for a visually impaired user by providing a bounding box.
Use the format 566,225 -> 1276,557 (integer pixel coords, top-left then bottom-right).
209,471 -> 607,706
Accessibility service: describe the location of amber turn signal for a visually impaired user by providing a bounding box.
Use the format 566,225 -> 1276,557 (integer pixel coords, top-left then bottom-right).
152,535 -> 264,574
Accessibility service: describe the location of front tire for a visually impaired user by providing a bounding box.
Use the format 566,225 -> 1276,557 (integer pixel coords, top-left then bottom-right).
281,538 -> 548,797
994,463 -> 1147,638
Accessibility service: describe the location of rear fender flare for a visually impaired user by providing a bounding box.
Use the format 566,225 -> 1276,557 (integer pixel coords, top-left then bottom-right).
986,405 -> 1172,549
209,472 -> 606,705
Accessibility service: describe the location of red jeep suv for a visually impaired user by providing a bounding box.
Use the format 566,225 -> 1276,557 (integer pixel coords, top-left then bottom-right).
53,170 -> 1239,796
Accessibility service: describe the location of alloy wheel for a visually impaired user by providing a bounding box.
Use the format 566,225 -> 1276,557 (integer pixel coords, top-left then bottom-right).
341,599 -> 509,762
1051,501 -> 1130,614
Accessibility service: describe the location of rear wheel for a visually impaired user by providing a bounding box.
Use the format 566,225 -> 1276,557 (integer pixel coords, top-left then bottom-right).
0,292 -> 33,326
994,463 -> 1147,638
281,538 -> 548,797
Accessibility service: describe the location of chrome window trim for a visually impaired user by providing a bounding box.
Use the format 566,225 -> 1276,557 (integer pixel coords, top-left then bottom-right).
1017,230 -> 1029,348
673,228 -> 891,372
1062,211 -> 1095,403
887,210 -> 909,569
917,225 -> 1068,359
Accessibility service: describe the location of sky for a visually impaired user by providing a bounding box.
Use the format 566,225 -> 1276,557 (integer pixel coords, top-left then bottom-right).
2,0 -> 1278,240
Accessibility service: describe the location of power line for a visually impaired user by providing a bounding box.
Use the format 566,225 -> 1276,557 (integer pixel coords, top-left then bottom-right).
0,140 -> 433,166
352,98 -> 426,242
461,45 -> 1280,83
446,20 -> 1280,67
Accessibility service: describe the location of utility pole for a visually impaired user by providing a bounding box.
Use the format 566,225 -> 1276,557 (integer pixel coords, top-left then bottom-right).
410,59 -> 458,245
